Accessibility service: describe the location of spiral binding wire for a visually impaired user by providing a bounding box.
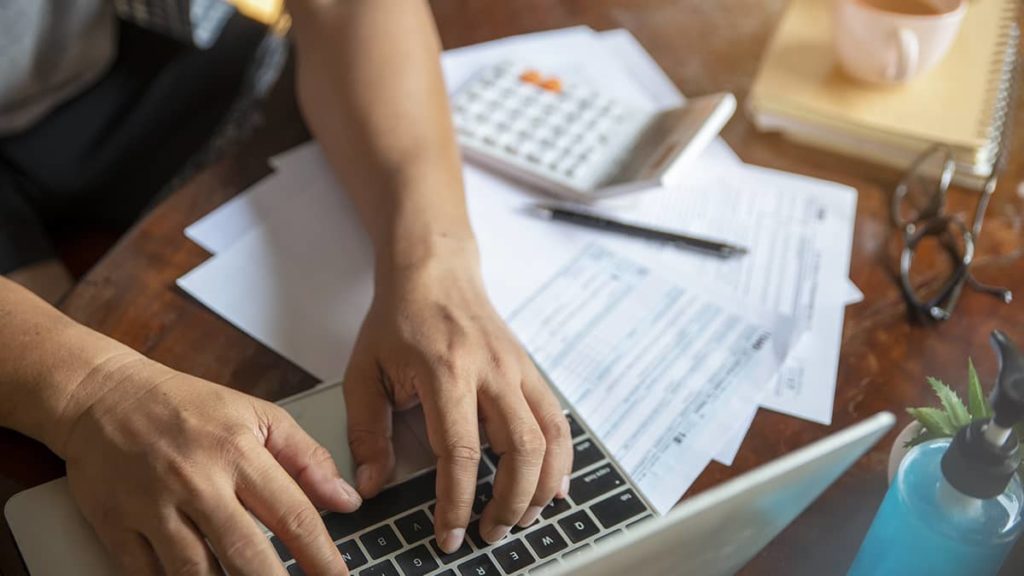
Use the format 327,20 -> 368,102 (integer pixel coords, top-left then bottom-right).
978,0 -> 1022,173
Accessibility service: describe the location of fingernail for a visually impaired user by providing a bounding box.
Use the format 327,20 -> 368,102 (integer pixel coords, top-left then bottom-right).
356,466 -> 374,494
483,524 -> 512,544
339,480 -> 362,505
559,475 -> 570,498
440,528 -> 465,553
518,506 -> 543,527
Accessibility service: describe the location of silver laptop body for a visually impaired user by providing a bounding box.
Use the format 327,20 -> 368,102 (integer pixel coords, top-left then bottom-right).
5,381 -> 893,575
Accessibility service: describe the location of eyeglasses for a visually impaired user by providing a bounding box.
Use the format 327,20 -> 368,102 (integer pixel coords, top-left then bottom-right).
890,145 -> 1012,322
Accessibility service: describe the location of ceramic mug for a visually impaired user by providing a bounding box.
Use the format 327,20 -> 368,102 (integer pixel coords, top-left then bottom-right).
834,0 -> 967,84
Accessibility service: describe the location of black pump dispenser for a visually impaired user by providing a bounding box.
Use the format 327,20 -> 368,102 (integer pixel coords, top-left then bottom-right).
941,331 -> 1024,499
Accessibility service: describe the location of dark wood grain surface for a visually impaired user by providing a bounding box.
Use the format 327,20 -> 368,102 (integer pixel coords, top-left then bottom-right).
4,1 -> 1024,574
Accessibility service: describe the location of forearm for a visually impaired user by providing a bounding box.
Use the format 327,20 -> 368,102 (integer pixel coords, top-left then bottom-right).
0,277 -> 142,455
288,0 -> 474,271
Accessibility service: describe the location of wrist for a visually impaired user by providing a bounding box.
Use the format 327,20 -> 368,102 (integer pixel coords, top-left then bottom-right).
12,326 -> 147,458
374,229 -> 481,282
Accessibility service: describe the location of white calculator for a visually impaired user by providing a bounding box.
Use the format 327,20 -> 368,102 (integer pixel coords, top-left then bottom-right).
451,61 -> 736,202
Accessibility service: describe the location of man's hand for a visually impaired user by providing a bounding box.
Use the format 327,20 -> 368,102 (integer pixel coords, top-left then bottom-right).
62,359 -> 361,576
344,249 -> 573,553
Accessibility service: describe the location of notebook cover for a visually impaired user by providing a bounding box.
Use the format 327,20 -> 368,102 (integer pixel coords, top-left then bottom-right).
748,0 -> 1016,152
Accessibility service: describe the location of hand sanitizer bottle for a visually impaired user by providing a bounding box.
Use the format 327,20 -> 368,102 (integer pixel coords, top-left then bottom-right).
848,331 -> 1024,576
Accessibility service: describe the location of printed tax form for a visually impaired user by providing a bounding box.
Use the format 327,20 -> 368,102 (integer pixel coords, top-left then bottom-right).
507,245 -> 786,514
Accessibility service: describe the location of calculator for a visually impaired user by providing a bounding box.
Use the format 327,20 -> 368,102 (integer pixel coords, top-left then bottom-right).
451,61 -> 736,202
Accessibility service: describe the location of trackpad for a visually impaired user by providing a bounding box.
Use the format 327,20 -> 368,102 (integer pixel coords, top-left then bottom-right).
279,382 -> 436,484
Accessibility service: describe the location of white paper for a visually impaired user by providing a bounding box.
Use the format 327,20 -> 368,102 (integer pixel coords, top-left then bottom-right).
506,244 -> 782,513
180,26 -> 856,462
846,280 -> 864,305
712,405 -> 758,466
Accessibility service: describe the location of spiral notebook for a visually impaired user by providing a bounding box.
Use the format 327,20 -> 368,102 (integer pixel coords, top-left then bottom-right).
748,0 -> 1019,189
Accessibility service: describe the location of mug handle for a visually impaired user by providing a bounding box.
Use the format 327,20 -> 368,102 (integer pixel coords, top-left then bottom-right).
889,28 -> 920,82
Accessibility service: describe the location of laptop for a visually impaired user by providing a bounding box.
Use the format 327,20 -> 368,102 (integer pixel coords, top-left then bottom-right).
5,381 -> 894,575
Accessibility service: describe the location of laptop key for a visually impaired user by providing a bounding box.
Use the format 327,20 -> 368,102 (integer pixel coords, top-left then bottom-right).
478,457 -> 494,480
474,481 -> 494,515
337,540 -> 368,570
530,559 -> 561,574
395,510 -> 434,545
627,514 -> 653,529
561,543 -> 592,560
360,524 -> 403,559
484,446 -> 501,468
324,470 -> 437,540
590,489 -> 647,529
457,553 -> 500,576
524,525 -> 568,559
361,559 -> 400,576
569,464 -> 625,505
271,536 -> 292,562
511,514 -> 540,535
571,439 -> 604,472
493,538 -> 536,573
395,544 -> 439,576
467,519 -> 488,549
430,538 -> 474,564
286,562 -> 305,575
436,571 -> 456,576
566,414 -> 585,439
557,510 -> 599,543
540,498 -> 571,520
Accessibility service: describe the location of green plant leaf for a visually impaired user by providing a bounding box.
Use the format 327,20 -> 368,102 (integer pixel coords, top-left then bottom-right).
927,377 -> 971,429
907,406 -> 957,437
966,359 -> 992,420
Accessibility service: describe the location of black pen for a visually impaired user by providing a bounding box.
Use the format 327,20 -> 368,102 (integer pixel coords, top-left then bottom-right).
534,204 -> 748,258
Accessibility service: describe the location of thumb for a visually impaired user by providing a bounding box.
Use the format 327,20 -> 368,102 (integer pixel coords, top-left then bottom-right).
264,405 -> 363,513
343,357 -> 396,499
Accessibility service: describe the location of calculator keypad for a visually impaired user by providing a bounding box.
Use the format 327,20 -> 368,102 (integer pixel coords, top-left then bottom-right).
452,62 -> 644,194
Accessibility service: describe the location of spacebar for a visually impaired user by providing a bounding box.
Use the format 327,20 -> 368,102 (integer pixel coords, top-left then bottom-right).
322,469 -> 437,540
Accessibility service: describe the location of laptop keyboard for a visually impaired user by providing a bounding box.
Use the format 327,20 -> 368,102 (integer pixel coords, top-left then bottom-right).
273,414 -> 652,575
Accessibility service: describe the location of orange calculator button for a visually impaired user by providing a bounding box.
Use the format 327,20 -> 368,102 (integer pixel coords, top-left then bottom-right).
519,69 -> 542,84
539,77 -> 563,93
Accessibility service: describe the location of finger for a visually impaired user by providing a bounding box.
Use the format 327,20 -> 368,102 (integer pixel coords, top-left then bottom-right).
343,356 -> 396,499
147,507 -> 223,576
522,371 -> 573,516
479,384 -> 546,544
418,374 -> 480,554
96,529 -> 162,576
185,484 -> 290,576
235,444 -> 347,576
264,405 -> 362,513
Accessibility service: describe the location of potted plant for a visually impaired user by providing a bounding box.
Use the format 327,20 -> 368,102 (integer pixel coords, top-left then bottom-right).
889,360 -> 1024,483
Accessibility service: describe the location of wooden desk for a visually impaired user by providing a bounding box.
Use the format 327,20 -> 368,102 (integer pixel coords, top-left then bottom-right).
3,0 -> 1024,573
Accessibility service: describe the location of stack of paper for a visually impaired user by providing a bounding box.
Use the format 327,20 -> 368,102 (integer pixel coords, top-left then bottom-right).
178,27 -> 860,513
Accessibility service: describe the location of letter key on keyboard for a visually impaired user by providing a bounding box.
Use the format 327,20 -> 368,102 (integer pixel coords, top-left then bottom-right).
456,553 -> 500,576
336,540 -> 367,570
360,525 -> 403,559
524,525 -> 568,559
395,544 -> 439,576
430,539 -> 474,564
493,538 -> 537,573
395,510 -> 434,544
361,559 -> 400,576
557,510 -> 600,543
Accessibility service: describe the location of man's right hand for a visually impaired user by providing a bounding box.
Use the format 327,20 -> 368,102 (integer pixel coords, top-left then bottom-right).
60,357 -> 359,576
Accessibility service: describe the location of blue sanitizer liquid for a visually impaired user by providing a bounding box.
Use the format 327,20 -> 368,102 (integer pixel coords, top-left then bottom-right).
848,440 -> 1024,576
